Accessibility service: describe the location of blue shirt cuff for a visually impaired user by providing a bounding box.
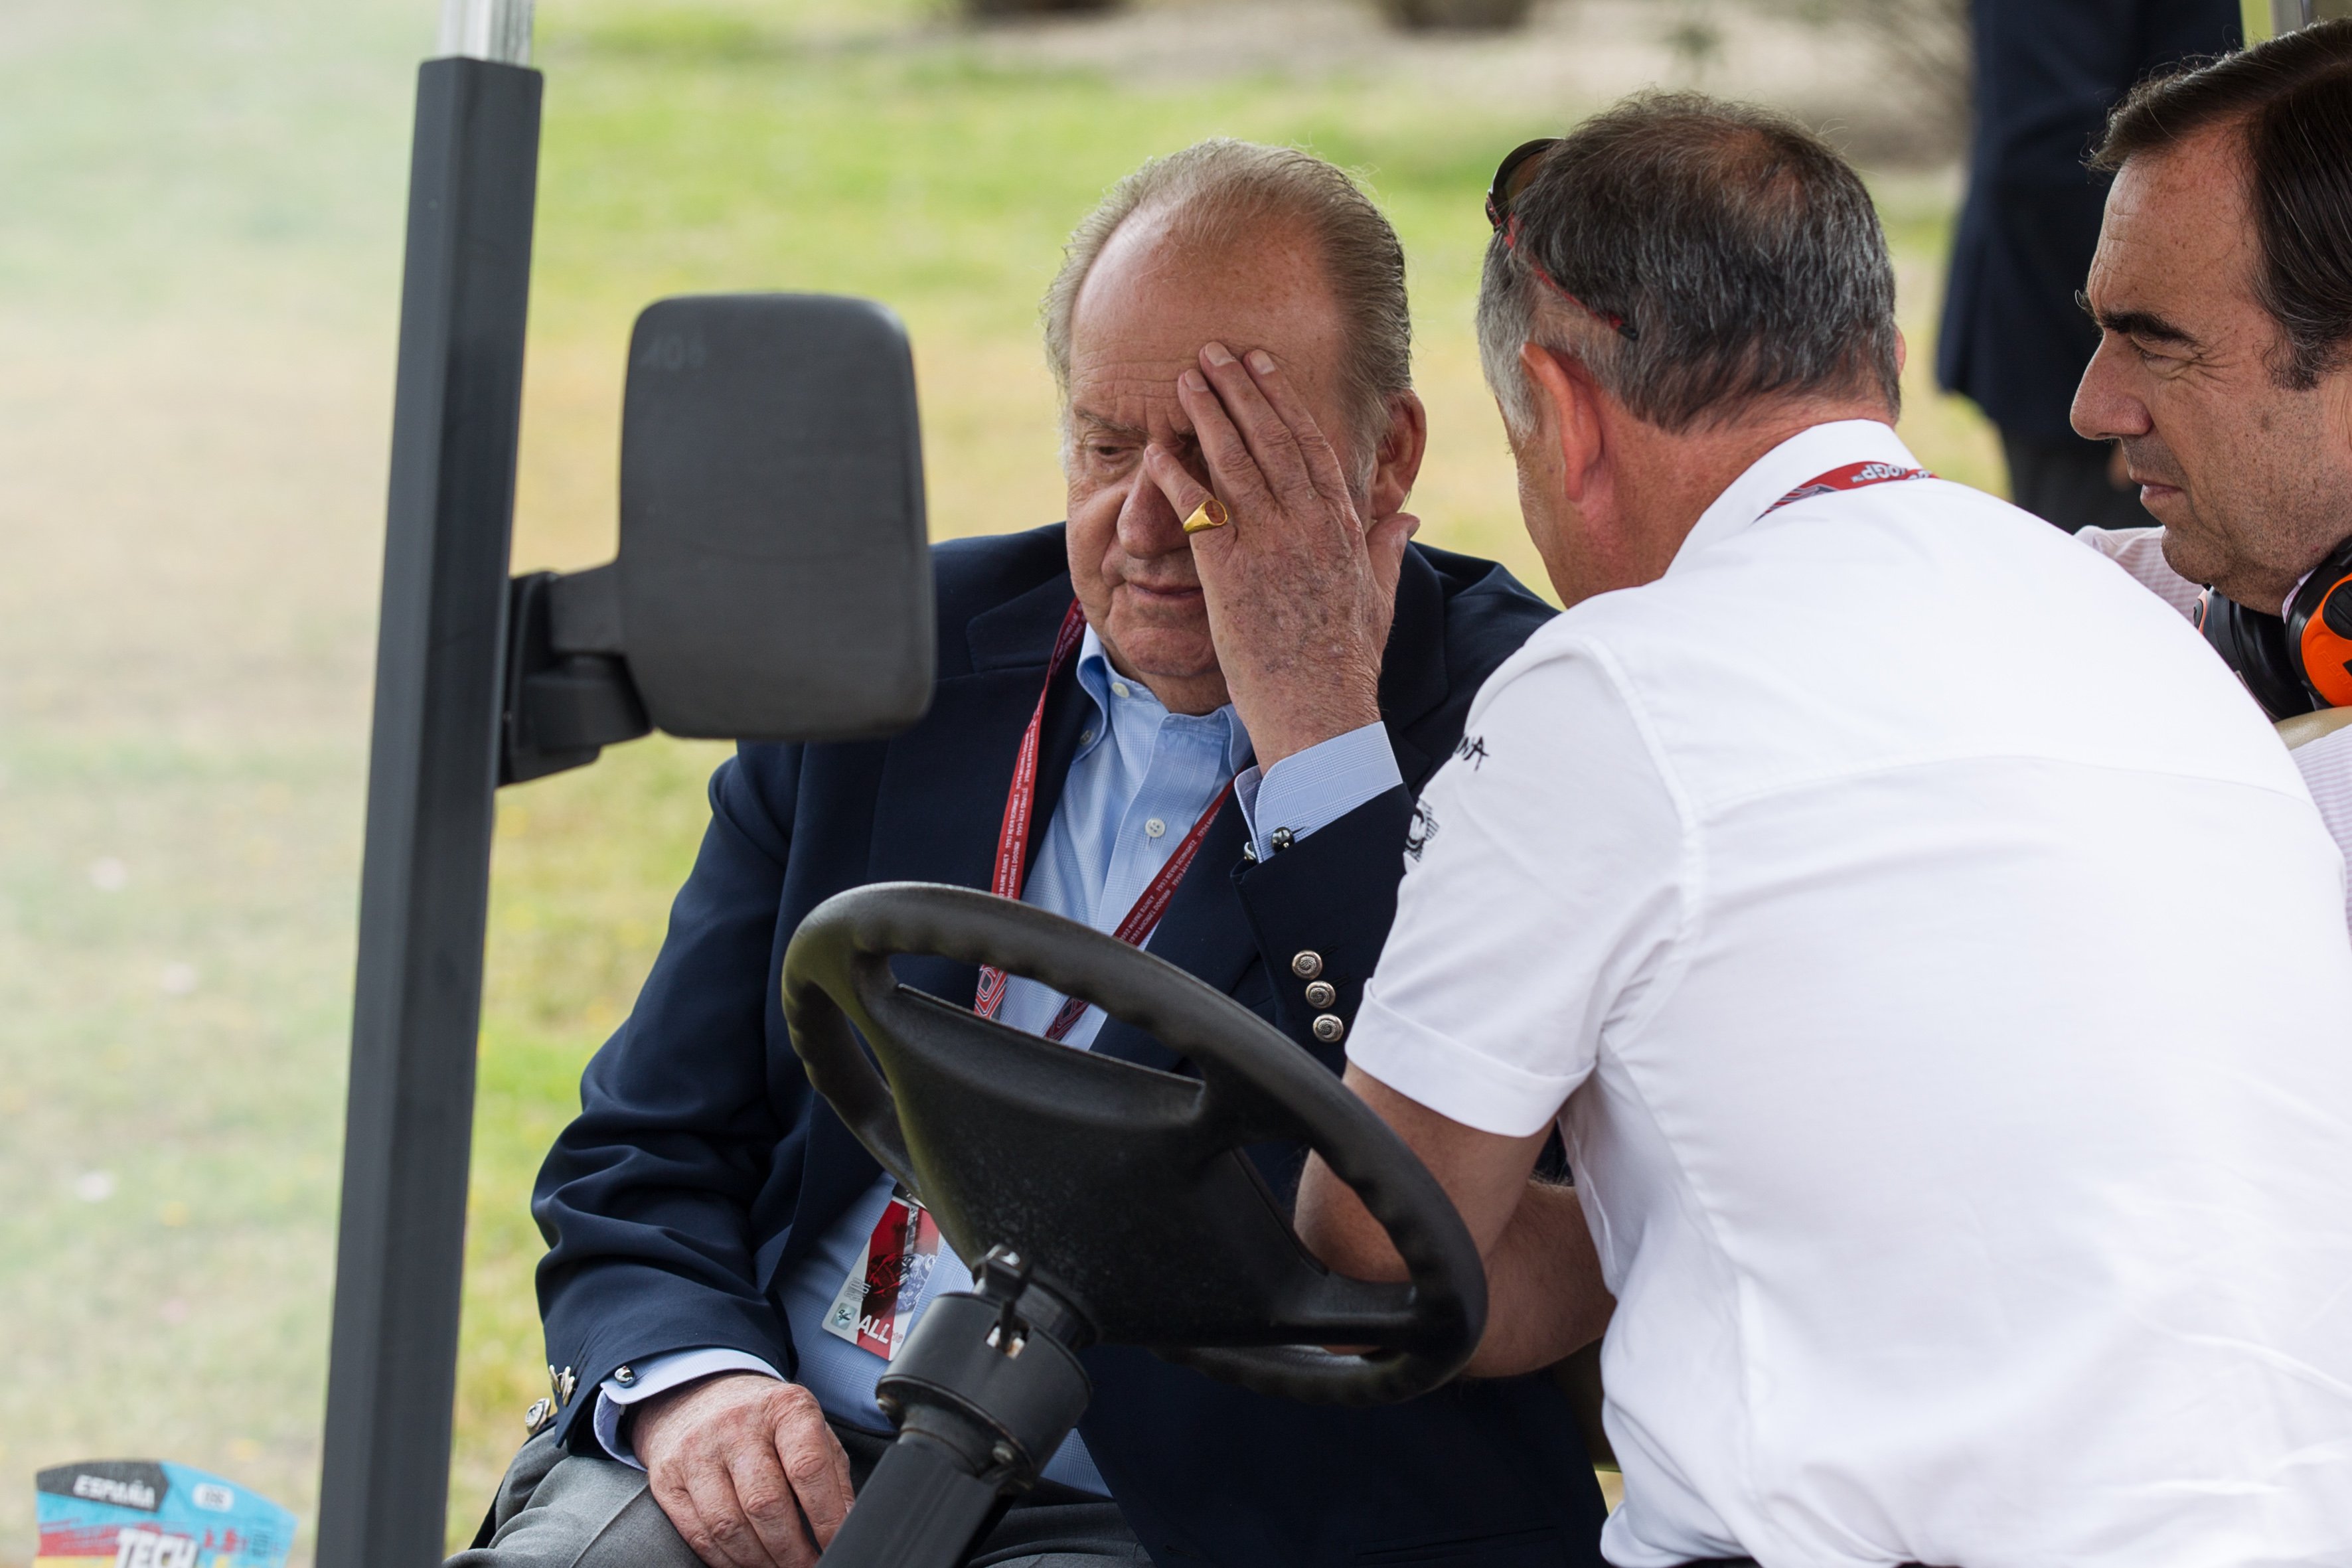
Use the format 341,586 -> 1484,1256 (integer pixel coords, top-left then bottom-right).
591,1347 -> 784,1468
1233,722 -> 1403,861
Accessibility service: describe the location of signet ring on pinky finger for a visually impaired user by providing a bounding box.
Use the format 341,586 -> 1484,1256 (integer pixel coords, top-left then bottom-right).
1182,497 -> 1229,534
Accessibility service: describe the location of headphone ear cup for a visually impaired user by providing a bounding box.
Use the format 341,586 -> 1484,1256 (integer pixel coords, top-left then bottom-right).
2201,588 -> 2319,721
2286,540 -> 2352,710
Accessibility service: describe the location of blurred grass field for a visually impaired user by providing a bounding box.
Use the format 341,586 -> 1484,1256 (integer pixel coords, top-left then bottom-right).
3,1 -> 2005,1560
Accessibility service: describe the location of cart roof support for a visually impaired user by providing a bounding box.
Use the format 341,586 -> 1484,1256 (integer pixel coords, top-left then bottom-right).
318,34 -> 542,1567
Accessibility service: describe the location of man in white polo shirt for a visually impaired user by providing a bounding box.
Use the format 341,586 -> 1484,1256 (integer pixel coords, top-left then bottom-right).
1296,95 -> 2352,1567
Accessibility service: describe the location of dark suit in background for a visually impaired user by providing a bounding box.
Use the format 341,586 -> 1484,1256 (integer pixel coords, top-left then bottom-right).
1936,0 -> 2241,531
530,526 -> 1610,1568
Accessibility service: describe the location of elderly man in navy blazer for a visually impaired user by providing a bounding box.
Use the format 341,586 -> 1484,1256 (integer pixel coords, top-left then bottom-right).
460,141 -> 1605,1568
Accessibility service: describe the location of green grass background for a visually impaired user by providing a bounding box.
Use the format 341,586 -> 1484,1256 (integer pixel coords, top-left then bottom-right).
10,0 -> 2247,1558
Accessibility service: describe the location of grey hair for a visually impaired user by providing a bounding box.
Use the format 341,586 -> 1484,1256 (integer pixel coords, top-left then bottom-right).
1478,92 -> 1902,439
1043,139 -> 1413,457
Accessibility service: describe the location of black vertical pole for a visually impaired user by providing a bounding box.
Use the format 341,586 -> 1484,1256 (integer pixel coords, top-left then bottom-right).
317,53 -> 541,1568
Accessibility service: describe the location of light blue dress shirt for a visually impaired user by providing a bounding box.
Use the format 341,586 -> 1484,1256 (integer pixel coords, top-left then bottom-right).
597,627 -> 1403,1494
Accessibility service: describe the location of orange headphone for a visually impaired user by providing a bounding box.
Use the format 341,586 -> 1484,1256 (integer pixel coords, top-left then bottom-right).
2196,537 -> 2352,720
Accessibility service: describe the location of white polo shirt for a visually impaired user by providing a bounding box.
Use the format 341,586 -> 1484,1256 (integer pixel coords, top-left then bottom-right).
1350,421 -> 2352,1567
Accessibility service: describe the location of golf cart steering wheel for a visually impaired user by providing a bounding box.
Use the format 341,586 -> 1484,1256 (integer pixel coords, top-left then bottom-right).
782,882 -> 1487,1405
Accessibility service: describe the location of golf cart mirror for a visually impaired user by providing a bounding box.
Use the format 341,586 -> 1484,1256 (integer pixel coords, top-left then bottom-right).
500,292 -> 935,783
621,292 -> 934,739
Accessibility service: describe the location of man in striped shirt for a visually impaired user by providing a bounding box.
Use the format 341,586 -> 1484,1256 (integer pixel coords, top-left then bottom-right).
2070,23 -> 2352,938
2077,511 -> 2351,935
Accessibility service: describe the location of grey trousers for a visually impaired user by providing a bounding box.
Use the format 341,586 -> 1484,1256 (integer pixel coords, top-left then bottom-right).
449,1423 -> 1149,1568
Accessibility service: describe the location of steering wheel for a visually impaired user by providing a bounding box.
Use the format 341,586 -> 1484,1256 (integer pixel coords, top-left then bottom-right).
782,882 -> 1486,1405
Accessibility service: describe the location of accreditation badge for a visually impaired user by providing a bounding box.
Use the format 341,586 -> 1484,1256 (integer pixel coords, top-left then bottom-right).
821,1183 -> 942,1360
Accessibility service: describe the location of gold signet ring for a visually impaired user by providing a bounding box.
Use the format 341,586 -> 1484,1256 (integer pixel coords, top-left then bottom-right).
1182,497 -> 1230,534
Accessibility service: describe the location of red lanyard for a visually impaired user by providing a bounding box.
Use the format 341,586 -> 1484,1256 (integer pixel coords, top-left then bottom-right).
973,601 -> 1235,1042
1761,459 -> 1933,518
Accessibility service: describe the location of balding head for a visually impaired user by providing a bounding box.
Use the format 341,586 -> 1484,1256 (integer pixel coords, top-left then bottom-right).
1043,139 -> 1413,457
1047,141 -> 1429,718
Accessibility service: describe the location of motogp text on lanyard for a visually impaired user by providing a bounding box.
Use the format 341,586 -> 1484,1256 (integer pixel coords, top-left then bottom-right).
973,600 -> 1233,1043
1760,459 -> 1934,518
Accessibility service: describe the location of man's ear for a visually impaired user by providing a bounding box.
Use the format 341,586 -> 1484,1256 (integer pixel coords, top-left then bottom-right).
1520,342 -> 1605,504
1368,390 -> 1429,519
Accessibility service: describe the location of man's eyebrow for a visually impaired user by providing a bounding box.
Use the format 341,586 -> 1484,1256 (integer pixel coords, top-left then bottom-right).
2075,290 -> 2200,349
1068,408 -> 1149,440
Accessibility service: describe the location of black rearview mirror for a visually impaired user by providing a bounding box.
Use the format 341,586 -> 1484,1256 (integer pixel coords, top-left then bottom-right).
621,293 -> 934,739
502,293 -> 936,781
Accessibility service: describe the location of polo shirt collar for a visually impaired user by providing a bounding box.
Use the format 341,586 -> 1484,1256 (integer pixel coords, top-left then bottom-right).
1669,418 -> 1919,578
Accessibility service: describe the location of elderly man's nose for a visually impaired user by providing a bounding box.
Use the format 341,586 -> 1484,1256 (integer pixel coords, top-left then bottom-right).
2071,342 -> 2150,443
1117,461 -> 1184,551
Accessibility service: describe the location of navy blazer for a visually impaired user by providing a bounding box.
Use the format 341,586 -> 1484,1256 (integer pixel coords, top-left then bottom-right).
532,524 -> 1608,1567
1936,0 -> 2240,440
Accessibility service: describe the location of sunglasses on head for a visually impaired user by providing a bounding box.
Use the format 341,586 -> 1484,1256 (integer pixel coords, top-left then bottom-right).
1484,137 -> 1560,232
1483,137 -> 1638,342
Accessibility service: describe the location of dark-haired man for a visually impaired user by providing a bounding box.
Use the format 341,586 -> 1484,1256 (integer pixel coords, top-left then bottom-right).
462,140 -> 1610,1568
1298,92 -> 2352,1567
2071,19 -> 2352,937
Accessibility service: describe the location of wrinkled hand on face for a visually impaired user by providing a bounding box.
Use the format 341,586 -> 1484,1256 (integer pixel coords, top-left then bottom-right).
1058,212 -> 1422,730
1136,342 -> 1419,769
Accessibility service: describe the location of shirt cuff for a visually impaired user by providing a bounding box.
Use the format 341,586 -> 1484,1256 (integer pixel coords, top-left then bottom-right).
591,1348 -> 785,1469
1234,722 -> 1403,861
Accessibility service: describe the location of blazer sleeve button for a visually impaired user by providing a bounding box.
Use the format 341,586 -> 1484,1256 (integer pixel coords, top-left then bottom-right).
1291,950 -> 1324,980
1303,980 -> 1336,1009
1312,1013 -> 1346,1044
